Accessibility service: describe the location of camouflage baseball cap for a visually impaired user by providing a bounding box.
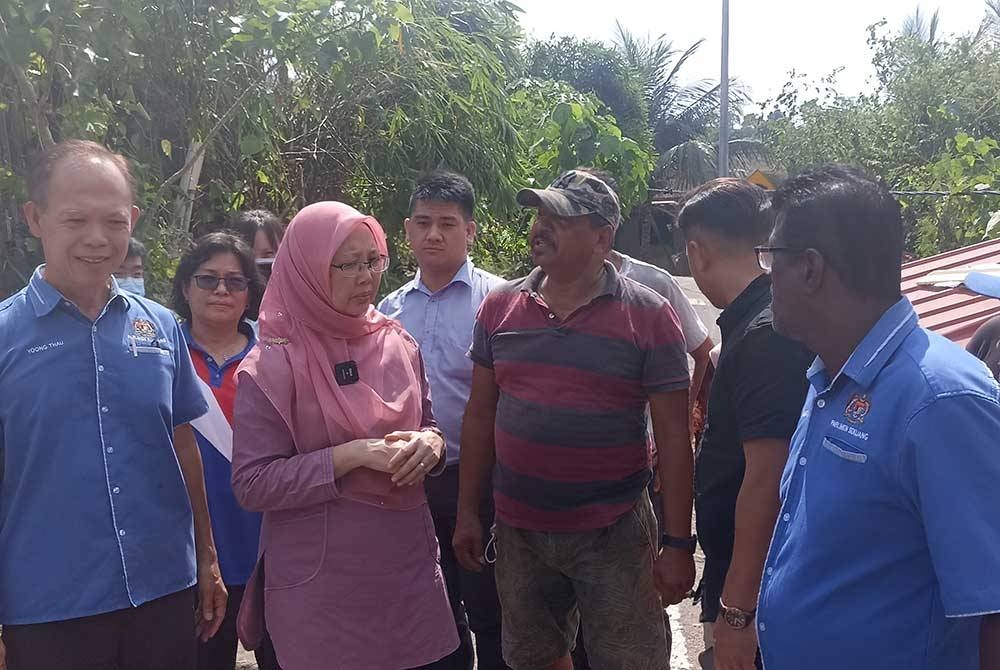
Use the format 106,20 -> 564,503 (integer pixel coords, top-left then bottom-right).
517,170 -> 622,229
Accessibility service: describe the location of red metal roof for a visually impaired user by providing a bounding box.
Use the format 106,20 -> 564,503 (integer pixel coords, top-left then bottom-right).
902,238 -> 1000,347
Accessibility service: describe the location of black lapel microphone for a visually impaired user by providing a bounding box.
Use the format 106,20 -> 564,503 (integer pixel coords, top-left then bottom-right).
334,361 -> 360,386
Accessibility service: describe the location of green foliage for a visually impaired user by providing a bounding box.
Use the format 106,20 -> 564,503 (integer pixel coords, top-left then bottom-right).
752,12 -> 1000,257
526,36 -> 650,149
512,81 -> 653,212
901,132 -> 1000,256
1,0 -> 654,297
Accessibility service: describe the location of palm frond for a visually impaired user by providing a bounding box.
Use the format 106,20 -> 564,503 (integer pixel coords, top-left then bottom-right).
661,39 -> 704,94
983,0 -> 1000,43
727,139 -> 771,175
656,140 -> 717,192
902,6 -> 941,45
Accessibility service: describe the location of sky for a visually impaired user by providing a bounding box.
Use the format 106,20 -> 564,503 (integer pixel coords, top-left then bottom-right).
515,0 -> 990,104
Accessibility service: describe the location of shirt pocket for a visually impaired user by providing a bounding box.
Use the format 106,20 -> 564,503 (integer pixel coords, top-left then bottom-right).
822,436 -> 868,464
263,507 -> 328,590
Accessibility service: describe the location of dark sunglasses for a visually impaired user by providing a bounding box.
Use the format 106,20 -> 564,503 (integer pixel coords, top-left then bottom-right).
754,246 -> 804,273
192,275 -> 250,292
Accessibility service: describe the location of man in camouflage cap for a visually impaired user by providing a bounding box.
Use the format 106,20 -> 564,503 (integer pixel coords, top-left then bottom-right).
515,169 -> 622,229
454,169 -> 695,670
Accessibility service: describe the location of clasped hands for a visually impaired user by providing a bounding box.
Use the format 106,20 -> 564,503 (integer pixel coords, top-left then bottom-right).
360,430 -> 444,486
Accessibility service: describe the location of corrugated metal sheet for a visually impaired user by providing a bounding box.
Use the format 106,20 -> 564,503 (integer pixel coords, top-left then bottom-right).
902,238 -> 1000,347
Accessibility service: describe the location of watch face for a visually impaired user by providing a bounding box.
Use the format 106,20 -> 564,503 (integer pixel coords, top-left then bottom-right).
724,609 -> 748,629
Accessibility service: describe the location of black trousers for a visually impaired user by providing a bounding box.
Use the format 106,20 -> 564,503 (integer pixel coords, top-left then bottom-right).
423,464 -> 511,670
196,584 -> 280,670
2,588 -> 197,670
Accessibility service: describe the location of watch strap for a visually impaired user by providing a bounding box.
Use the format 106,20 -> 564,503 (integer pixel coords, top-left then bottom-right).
660,533 -> 697,554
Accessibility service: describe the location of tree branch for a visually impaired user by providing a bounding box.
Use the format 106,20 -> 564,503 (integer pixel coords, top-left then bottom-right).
0,13 -> 55,149
144,60 -> 281,223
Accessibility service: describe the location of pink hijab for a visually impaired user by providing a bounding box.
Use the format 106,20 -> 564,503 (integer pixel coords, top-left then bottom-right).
238,202 -> 425,509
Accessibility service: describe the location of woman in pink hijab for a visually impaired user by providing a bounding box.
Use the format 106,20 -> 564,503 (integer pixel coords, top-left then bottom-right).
231,202 -> 458,669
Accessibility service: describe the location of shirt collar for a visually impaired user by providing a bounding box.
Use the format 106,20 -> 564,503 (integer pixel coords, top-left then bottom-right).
182,319 -> 258,358
411,258 -> 475,296
27,265 -> 129,318
808,297 -> 918,392
522,260 -> 622,298
717,274 -> 771,336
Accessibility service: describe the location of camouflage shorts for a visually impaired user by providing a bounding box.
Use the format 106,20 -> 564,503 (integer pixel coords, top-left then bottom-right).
493,492 -> 670,670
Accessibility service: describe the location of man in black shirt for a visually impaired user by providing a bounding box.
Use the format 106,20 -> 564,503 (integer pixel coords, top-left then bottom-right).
678,179 -> 813,670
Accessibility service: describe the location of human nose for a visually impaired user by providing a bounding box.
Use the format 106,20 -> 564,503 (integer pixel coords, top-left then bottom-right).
81,220 -> 110,247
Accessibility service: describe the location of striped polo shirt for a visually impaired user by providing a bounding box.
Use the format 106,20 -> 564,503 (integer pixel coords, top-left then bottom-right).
470,262 -> 690,532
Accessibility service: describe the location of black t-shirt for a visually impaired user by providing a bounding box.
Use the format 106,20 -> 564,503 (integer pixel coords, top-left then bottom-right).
695,275 -> 813,567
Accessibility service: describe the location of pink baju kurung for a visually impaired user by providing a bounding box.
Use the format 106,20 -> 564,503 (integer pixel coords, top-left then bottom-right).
232,374 -> 458,670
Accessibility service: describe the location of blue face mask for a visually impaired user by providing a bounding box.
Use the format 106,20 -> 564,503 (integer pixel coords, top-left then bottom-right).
117,276 -> 145,297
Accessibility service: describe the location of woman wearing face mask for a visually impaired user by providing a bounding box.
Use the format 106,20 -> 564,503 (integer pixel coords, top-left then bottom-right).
227,209 -> 285,282
231,202 -> 457,670
172,233 -> 280,670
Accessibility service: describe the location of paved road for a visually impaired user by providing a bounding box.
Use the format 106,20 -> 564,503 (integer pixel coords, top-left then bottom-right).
236,585 -> 708,669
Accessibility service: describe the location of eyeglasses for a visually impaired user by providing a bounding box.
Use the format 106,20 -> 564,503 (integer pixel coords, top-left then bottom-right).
754,246 -> 803,273
330,255 -> 390,277
192,275 -> 250,292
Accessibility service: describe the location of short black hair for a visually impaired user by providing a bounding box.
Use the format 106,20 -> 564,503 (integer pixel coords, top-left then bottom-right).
172,232 -> 264,322
409,170 -> 475,220
226,209 -> 284,252
126,237 -> 146,260
27,139 -> 136,206
677,178 -> 773,245
770,165 -> 902,301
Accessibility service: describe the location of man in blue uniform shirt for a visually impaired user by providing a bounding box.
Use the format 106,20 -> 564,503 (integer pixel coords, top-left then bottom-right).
756,165 -> 1000,670
0,140 -> 225,670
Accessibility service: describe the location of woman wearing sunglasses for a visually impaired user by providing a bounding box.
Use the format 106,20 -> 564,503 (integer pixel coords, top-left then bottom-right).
231,202 -> 457,669
172,233 -> 280,670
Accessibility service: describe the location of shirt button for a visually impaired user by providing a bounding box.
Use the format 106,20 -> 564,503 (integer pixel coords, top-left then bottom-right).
112,486 -> 120,494
766,567 -> 774,575
783,513 -> 791,522
101,406 -> 109,413
106,446 -> 114,454
816,399 -> 826,408
799,457 -> 807,466
119,529 -> 126,537
759,623 -> 767,632
98,365 -> 105,372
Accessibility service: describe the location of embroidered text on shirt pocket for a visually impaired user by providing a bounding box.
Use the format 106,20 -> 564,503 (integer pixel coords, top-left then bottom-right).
822,436 -> 868,464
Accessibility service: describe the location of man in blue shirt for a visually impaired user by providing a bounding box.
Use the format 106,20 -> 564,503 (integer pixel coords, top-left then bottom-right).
756,166 -> 1000,669
379,170 -> 507,670
0,140 -> 225,670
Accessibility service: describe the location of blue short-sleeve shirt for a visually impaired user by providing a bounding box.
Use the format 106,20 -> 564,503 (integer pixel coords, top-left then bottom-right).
757,298 -> 1000,670
0,267 -> 209,624
378,259 -> 504,465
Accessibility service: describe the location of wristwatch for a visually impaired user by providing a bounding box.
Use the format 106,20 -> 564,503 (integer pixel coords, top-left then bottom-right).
720,600 -> 757,630
660,533 -> 697,554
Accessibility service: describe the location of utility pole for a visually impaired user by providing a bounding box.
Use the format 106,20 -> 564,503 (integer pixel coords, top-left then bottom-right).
718,0 -> 730,177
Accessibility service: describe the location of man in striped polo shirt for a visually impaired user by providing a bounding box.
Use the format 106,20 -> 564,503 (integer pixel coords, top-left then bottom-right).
454,170 -> 695,670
